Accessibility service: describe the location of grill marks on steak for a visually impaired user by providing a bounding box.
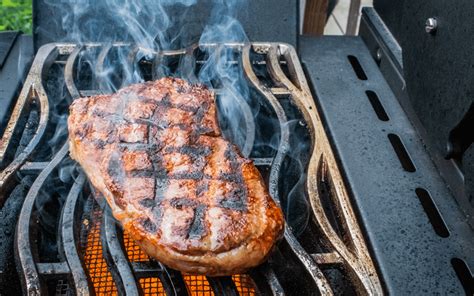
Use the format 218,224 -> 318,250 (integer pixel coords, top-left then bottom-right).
109,136 -> 251,245
68,77 -> 284,275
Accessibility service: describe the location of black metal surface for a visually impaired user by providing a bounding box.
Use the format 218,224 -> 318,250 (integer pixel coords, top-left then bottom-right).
360,6 -> 474,226
395,1 -> 474,213
0,31 -> 20,68
447,104 -> 474,163
0,34 -> 33,137
300,35 -> 474,294
466,146 -> 474,218
359,7 -> 402,73
372,0 -> 406,43
359,8 -> 406,128
32,0 -> 298,51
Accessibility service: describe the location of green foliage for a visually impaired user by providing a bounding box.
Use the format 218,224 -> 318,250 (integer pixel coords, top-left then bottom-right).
0,0 -> 33,34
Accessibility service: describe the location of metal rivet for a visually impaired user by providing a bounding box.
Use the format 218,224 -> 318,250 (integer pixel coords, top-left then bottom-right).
425,18 -> 438,34
375,48 -> 383,62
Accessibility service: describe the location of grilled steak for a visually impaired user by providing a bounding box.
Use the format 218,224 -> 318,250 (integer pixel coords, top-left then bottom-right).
68,77 -> 284,275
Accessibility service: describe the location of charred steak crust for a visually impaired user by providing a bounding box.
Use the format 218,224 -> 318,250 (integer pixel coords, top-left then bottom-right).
68,78 -> 284,275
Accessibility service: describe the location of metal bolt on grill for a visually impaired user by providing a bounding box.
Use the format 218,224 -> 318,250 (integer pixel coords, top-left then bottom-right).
0,42 -> 383,295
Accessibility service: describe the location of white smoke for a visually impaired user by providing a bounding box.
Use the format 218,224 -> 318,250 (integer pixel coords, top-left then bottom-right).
37,0 -> 311,235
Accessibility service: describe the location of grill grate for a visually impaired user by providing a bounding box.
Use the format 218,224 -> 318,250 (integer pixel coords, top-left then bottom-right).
183,275 -> 214,295
2,42 -> 383,295
232,275 -> 256,296
139,277 -> 166,294
123,230 -> 149,262
54,280 -> 70,296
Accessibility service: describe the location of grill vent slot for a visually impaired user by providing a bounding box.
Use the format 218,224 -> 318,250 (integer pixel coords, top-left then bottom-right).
415,188 -> 449,238
347,55 -> 367,80
387,134 -> 416,172
451,258 -> 474,295
366,90 -> 389,121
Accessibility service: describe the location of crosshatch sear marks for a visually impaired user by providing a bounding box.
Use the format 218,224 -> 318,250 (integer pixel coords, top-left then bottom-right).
98,80 -> 249,241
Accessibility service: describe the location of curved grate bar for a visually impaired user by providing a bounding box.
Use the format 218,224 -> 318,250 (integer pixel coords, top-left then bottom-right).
0,44 -> 58,201
266,43 -> 383,295
242,44 -> 333,295
15,143 -> 70,295
60,172 -> 90,294
250,264 -> 285,296
220,87 -> 255,158
126,44 -> 157,87
241,44 -> 289,199
102,205 -> 140,295
95,44 -> 114,93
150,45 -> 189,80
281,225 -> 333,295
64,45 -> 82,99
126,45 -> 145,85
151,51 -> 166,80
182,44 -> 199,84
158,267 -> 189,296
213,44 -> 255,158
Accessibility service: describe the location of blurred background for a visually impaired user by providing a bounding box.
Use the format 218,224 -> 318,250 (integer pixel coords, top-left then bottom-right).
0,0 -> 32,33
0,0 -> 374,37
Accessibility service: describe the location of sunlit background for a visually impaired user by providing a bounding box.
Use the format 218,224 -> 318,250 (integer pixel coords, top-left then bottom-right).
0,0 -> 32,33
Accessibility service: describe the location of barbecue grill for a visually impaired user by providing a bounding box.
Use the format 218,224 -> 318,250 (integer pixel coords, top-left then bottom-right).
0,0 -> 473,295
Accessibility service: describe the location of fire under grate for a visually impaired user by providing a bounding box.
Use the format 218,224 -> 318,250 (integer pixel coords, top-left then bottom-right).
1,42 -> 383,295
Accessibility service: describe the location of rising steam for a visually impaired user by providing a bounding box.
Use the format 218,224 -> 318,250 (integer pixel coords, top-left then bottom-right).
198,1 -> 250,153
